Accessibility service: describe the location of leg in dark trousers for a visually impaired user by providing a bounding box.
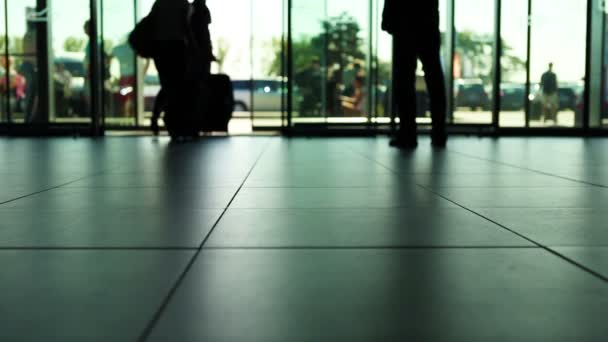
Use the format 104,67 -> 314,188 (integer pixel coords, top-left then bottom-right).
392,28 -> 447,147
154,42 -> 186,138
393,35 -> 419,145
150,88 -> 167,135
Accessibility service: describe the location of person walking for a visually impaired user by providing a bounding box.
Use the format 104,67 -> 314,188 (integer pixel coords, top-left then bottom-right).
382,0 -> 447,148
540,63 -> 559,124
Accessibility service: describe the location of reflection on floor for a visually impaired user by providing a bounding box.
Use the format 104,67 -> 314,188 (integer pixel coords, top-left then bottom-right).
1,136 -> 608,341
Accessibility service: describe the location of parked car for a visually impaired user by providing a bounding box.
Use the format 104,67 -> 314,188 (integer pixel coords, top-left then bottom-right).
233,79 -> 284,112
455,79 -> 490,111
54,54 -> 87,116
500,83 -> 525,111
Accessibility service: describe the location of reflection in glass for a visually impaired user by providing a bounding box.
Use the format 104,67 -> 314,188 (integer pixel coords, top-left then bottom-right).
291,0 -> 327,125
453,0 -> 494,124
48,0 -> 91,122
529,0 -> 586,128
103,0 -> 137,126
499,0 -> 527,127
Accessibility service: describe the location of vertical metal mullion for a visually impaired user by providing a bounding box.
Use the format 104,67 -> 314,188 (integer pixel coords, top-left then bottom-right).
492,0 -> 502,131
4,0 -> 10,126
601,1 -> 607,129
249,0 -> 254,128
35,0 -> 50,124
524,0 -> 532,128
280,0 -> 286,129
583,0 -> 593,131
132,0 -> 138,128
446,0 -> 455,125
89,0 -> 103,135
365,0 -> 374,131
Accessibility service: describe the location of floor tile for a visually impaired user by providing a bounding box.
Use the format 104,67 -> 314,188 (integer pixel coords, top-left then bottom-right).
555,247 -> 608,278
1,187 -> 238,210
245,172 -> 411,188
435,187 -> 608,208
0,208 -> 223,248
0,250 -> 193,342
148,249 -> 608,342
416,172 -> 585,188
476,208 -> 608,246
231,187 -> 457,209
67,172 -> 246,188
206,208 -> 531,247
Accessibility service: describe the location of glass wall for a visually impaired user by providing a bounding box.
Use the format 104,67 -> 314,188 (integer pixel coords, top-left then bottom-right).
529,0 -> 587,128
453,0 -> 495,124
49,0 -> 92,123
499,0 -> 528,128
7,0 -> 40,124
0,0 -> 606,135
102,0 -> 137,127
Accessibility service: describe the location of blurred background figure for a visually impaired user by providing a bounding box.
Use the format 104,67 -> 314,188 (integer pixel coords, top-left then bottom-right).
295,57 -> 322,116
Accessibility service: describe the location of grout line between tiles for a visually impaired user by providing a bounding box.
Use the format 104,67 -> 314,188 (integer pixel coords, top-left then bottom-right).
0,170 -> 118,207
348,145 -> 608,283
446,148 -> 608,189
201,246 -> 540,250
136,138 -> 272,342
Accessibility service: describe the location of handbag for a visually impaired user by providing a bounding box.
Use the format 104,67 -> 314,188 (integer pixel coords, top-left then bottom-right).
128,12 -> 157,58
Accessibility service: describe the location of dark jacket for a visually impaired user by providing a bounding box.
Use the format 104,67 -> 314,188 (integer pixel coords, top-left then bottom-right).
382,0 -> 440,35
191,0 -> 215,64
151,0 -> 190,42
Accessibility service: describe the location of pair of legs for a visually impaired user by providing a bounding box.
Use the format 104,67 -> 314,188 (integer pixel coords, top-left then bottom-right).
392,29 -> 447,146
153,42 -> 186,136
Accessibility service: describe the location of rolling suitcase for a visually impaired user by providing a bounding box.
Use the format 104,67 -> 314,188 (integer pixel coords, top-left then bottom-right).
201,74 -> 234,133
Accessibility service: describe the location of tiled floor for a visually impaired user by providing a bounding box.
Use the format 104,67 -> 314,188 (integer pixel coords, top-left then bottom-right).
1,136 -> 607,341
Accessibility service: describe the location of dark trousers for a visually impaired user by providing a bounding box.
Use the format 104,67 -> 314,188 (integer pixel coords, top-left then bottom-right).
154,42 -> 187,127
393,29 -> 446,138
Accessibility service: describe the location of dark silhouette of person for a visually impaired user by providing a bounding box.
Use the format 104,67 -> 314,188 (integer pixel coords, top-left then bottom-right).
382,0 -> 447,148
149,0 -> 215,137
540,62 -> 559,123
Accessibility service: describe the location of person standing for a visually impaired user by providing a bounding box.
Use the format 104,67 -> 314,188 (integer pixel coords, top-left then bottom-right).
382,0 -> 447,148
540,63 -> 559,124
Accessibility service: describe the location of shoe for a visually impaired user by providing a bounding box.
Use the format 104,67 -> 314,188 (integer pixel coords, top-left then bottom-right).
390,137 -> 418,149
431,134 -> 447,148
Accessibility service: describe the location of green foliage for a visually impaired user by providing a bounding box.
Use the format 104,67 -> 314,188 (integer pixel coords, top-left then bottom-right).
267,12 -> 366,76
455,30 -> 526,83
63,37 -> 86,53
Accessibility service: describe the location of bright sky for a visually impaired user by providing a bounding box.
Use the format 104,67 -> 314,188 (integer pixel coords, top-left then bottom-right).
3,0 -> 590,82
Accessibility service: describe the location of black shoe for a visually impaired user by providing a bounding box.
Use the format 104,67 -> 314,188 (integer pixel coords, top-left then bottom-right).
390,137 -> 418,149
431,134 -> 447,148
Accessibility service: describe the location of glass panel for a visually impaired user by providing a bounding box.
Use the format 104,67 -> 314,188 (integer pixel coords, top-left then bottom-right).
529,0 -> 587,128
251,0 -> 285,130
102,0 -> 137,127
7,0 -> 38,123
208,0 -> 253,134
453,0 -> 495,125
499,0 -> 528,127
325,0 -> 370,124
291,0 -> 327,126
50,0 -> 91,123
372,0 -> 391,127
